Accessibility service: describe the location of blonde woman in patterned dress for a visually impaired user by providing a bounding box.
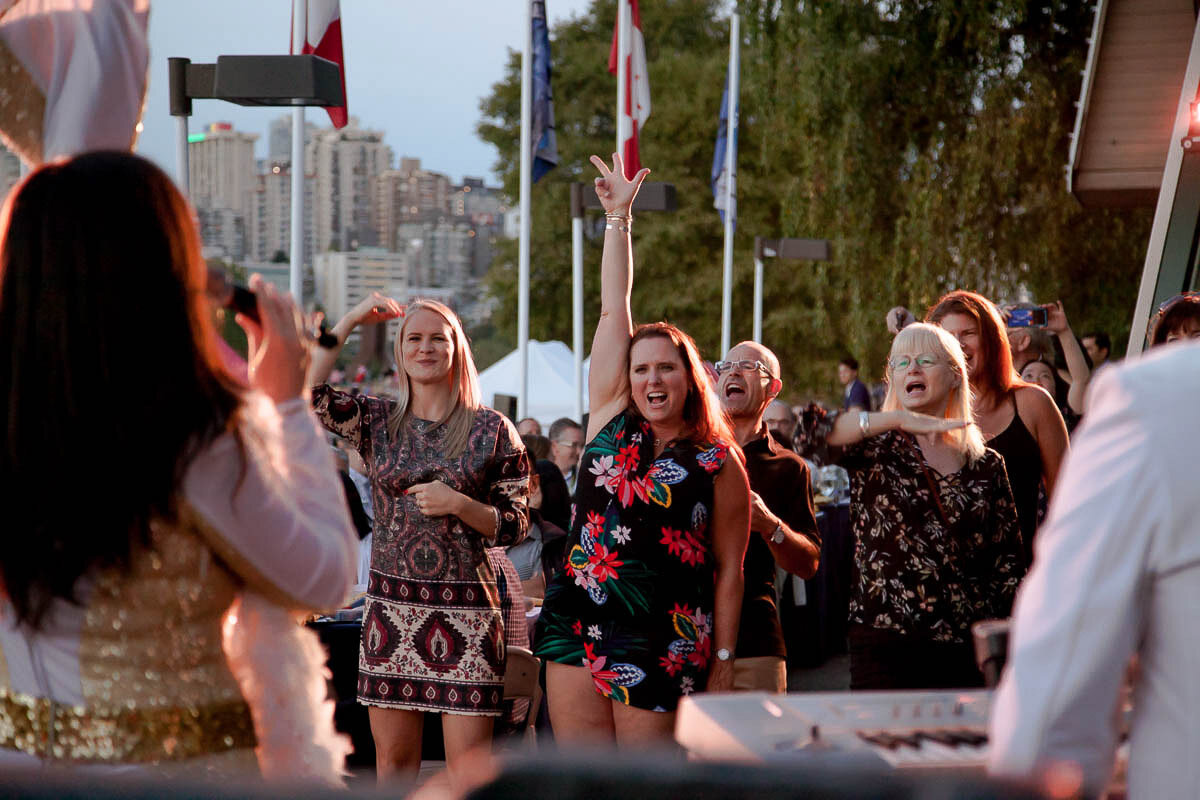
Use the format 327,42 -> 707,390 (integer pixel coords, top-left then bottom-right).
309,297 -> 530,786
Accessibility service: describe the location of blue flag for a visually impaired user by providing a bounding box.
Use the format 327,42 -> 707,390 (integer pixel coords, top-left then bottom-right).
711,63 -> 737,227
531,1 -> 559,182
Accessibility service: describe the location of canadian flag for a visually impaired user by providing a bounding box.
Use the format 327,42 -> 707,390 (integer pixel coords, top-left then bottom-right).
608,0 -> 650,178
292,0 -> 348,129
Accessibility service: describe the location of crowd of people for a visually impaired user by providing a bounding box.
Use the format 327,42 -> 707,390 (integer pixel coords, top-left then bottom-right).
1,149 -> 1198,798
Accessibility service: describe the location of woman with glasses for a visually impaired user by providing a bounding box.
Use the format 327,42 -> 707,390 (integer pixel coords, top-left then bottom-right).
825,323 -> 1025,690
1148,292 -> 1200,347
535,154 -> 751,745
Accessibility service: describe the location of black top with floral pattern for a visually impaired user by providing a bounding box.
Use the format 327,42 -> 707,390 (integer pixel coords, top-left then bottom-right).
839,431 -> 1025,644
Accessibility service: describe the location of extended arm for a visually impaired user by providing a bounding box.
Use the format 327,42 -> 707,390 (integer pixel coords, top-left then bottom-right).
827,409 -> 966,447
585,153 -> 650,441
307,291 -> 405,386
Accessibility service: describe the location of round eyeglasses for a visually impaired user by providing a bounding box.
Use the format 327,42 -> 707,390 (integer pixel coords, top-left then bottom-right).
888,354 -> 942,372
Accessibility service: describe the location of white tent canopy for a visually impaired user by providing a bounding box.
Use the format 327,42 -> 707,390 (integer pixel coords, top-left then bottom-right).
477,340 -> 589,430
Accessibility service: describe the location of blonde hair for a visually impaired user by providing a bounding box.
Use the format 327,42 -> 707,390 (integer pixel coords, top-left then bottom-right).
386,299 -> 481,458
881,323 -> 986,463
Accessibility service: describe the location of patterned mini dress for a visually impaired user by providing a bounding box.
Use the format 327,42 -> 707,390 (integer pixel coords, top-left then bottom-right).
314,385 -> 530,716
535,408 -> 729,712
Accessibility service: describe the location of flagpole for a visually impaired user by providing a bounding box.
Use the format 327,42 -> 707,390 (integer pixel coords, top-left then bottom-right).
175,115 -> 189,195
290,0 -> 306,304
719,13 -> 739,355
571,186 -> 585,423
616,0 -> 629,170
517,0 -> 533,420
753,254 -> 763,343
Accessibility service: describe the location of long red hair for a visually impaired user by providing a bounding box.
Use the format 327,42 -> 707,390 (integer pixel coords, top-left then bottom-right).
926,290 -> 1021,399
629,323 -> 738,454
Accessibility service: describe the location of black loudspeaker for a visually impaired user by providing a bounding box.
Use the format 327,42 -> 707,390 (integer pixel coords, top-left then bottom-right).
468,754 -> 1046,800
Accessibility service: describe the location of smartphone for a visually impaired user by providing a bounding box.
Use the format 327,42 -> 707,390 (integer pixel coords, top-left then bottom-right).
1007,307 -> 1048,328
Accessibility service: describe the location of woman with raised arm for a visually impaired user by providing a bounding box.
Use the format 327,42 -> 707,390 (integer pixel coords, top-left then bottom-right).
535,154 -> 751,745
824,323 -> 1025,689
307,295 -> 530,787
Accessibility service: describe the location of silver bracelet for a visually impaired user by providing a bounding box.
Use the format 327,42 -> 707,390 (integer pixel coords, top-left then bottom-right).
858,410 -> 871,438
490,506 -> 501,537
605,220 -> 631,233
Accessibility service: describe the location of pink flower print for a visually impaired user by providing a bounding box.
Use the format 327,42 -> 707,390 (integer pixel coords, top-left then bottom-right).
589,454 -> 616,485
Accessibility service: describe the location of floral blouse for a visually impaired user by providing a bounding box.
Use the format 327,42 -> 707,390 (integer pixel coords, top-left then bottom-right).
839,430 -> 1025,644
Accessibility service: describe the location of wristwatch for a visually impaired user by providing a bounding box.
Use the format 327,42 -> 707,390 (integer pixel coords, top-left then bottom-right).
716,648 -> 732,662
770,523 -> 785,545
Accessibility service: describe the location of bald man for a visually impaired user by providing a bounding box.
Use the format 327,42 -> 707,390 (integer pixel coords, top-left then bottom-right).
716,341 -> 821,692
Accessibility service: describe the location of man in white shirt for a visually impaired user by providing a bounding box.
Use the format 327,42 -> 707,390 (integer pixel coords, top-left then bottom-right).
988,341 -> 1200,799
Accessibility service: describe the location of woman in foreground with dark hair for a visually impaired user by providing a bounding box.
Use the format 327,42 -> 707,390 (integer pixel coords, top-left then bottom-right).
535,154 -> 751,745
0,152 -> 357,780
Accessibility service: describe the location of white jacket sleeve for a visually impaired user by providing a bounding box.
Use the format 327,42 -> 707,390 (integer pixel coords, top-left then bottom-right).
987,367 -> 1166,793
183,394 -> 359,613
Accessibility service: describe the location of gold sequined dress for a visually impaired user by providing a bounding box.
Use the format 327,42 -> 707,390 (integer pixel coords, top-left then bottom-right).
0,396 -> 358,777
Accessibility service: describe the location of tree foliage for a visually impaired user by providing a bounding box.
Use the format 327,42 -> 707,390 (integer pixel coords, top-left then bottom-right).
476,0 -> 1150,401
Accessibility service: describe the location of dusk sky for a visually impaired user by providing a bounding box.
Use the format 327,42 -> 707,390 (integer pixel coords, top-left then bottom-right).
136,0 -> 594,184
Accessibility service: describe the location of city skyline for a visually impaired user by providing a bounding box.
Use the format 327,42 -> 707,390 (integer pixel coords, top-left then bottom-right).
136,0 -> 593,185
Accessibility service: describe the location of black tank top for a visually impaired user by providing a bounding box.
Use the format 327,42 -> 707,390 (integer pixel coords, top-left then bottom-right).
987,393 -> 1040,566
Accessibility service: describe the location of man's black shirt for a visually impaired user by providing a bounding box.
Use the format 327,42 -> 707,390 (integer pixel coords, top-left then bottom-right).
736,430 -> 821,659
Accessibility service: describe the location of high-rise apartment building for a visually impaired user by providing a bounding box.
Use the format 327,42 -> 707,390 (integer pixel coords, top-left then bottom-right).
249,158 -> 315,268
188,122 -> 258,260
267,114 -> 317,160
373,158 -> 452,250
307,118 -> 392,256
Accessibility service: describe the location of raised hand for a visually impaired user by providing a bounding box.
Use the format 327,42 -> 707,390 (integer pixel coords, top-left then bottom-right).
589,152 -> 650,215
1042,300 -> 1070,335
347,291 -> 404,329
